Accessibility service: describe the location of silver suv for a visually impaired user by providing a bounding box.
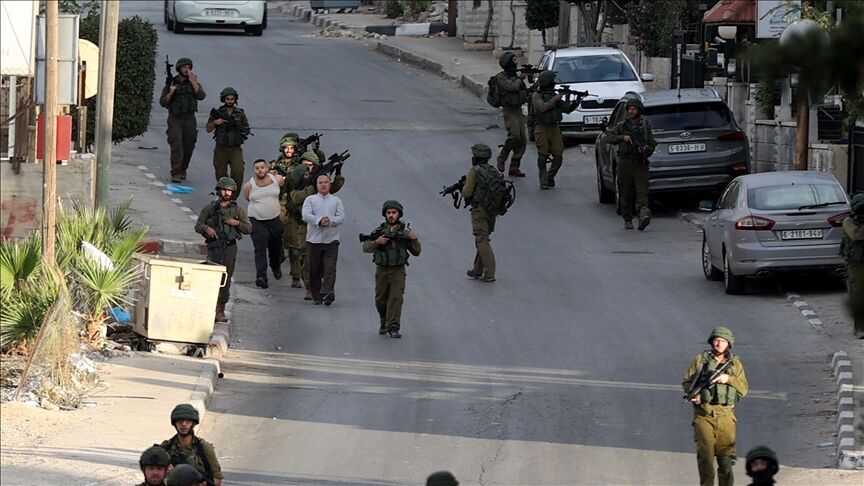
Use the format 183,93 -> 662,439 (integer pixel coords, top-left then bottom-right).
595,88 -> 750,206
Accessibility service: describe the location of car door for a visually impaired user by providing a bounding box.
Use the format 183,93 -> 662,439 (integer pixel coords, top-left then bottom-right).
597,102 -> 623,183
707,180 -> 740,265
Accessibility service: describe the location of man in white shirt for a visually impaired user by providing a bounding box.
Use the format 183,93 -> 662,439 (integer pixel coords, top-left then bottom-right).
301,174 -> 344,305
243,159 -> 285,289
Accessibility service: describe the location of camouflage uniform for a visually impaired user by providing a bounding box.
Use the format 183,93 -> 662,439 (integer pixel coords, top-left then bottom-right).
494,52 -> 528,176
841,193 -> 864,338
271,135 -> 303,285
207,87 -> 250,191
462,143 -> 497,281
159,57 -> 206,181
531,70 -> 577,189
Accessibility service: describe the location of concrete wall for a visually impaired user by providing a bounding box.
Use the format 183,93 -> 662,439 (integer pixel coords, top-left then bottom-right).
0,153 -> 95,240
457,0 -> 499,43
811,143 -> 850,191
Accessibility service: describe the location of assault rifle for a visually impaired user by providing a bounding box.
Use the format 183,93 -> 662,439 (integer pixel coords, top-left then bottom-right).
298,132 -> 323,154
518,63 -> 543,82
209,108 -> 253,140
683,357 -> 735,402
164,56 -> 174,87
204,201 -> 229,265
358,225 -> 413,243
439,175 -> 466,209
298,149 -> 350,189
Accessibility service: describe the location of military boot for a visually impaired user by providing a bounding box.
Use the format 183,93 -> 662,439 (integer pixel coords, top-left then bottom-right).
624,219 -> 634,230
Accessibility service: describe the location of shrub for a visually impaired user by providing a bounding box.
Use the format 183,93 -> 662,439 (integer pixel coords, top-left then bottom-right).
384,0 -> 403,19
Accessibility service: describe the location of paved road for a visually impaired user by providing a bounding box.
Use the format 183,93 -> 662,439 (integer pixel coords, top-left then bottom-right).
120,3 -> 851,484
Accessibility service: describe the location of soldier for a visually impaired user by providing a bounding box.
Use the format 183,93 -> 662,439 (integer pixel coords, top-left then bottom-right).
165,464 -> 206,486
426,471 -> 459,486
195,177 -> 252,321
462,143 -> 497,283
309,134 -> 326,163
362,200 -> 421,338
682,327 -> 749,486
137,445 -> 171,486
160,57 -> 206,183
531,70 -> 581,190
745,445 -> 779,486
242,159 -> 285,289
840,193 -> 864,338
494,52 -> 528,177
206,87 -> 250,191
288,152 -> 346,300
160,404 -> 223,486
598,98 -> 657,230
270,134 -> 303,288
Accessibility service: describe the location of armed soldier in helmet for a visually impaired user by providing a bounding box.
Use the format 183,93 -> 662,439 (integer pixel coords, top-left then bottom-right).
462,144 -> 498,282
160,57 -> 206,183
195,177 -> 252,321
531,70 -> 582,190
137,445 -> 171,486
493,52 -> 529,178
160,404 -> 223,486
362,200 -> 421,338
271,134 -> 305,288
288,152 -> 346,300
598,97 -> 657,230
682,327 -> 749,486
840,192 -> 864,338
206,87 -> 250,191
744,445 -> 779,486
166,464 -> 206,486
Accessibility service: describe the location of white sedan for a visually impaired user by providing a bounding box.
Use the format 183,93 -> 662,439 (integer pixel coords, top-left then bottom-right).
164,0 -> 267,36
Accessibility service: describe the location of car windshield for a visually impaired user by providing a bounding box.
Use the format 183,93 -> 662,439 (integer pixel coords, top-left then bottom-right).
642,102 -> 732,132
552,54 -> 637,83
747,183 -> 847,211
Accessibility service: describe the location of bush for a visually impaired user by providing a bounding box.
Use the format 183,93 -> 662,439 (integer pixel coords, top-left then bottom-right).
78,14 -> 158,146
384,0 -> 403,19
627,0 -> 701,57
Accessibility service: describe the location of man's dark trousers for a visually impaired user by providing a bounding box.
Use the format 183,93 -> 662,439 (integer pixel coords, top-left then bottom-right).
250,217 -> 283,281
307,241 -> 339,301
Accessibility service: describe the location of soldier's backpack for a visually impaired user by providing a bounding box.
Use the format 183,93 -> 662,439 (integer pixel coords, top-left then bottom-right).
473,164 -> 516,216
486,76 -> 502,108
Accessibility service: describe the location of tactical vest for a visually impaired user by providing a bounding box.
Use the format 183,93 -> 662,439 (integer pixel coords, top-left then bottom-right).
617,119 -> 650,157
213,106 -> 246,146
207,202 -> 242,241
373,222 -> 410,266
699,353 -> 740,406
161,436 -> 214,484
534,92 -> 563,126
498,73 -> 528,107
841,231 -> 864,264
168,77 -> 199,115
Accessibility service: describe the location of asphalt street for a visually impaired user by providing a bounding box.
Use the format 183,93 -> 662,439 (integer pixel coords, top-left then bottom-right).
119,2 -> 850,484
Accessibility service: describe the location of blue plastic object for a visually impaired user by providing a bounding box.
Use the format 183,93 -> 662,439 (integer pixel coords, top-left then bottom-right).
109,307 -> 131,323
166,183 -> 196,194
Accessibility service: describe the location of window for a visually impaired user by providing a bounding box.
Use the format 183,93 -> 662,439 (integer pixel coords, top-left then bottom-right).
718,182 -> 739,209
551,54 -> 638,83
747,183 -> 847,211
642,102 -> 733,132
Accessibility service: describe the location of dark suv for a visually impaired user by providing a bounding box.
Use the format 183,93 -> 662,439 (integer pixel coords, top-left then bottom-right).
595,89 -> 749,206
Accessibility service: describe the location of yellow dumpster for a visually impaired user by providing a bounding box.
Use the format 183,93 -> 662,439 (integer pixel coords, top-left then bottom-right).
133,254 -> 227,344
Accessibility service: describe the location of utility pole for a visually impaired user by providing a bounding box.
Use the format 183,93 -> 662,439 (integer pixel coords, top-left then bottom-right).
795,0 -> 814,171
558,0 -> 571,44
94,0 -> 120,207
447,0 -> 457,37
42,0 -> 59,263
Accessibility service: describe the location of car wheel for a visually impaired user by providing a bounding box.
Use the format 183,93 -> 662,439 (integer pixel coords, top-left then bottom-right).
702,234 -> 722,281
596,158 -> 614,204
246,24 -> 264,36
262,11 -> 268,29
613,167 -> 622,215
723,248 -> 746,295
173,9 -> 185,33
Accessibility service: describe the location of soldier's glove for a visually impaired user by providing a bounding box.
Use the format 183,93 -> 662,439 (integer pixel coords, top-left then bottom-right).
334,163 -> 342,176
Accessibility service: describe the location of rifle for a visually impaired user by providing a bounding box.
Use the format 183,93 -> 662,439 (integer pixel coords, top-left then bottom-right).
358,225 -> 413,243
204,201 -> 229,265
439,175 -> 466,209
518,63 -> 543,82
297,132 -> 323,154
298,149 -> 350,189
164,56 -> 174,87
683,356 -> 735,402
209,108 -> 253,140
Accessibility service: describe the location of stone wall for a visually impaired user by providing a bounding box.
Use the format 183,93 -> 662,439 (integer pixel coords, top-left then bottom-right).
457,0 -> 498,43
0,153 -> 95,240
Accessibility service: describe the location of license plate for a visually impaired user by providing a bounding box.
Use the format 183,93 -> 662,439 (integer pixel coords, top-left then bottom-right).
780,229 -> 823,240
205,9 -> 232,16
583,116 -> 605,125
668,143 -> 706,154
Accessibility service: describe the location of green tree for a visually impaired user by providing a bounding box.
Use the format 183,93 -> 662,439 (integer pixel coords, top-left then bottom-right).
626,0 -> 702,57
525,0 -> 559,45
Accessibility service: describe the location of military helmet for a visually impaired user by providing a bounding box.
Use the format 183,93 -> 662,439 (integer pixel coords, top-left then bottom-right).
279,136 -> 299,149
382,200 -> 404,217
471,143 -> 492,159
220,86 -> 238,102
537,70 -> 557,88
745,445 -> 779,475
625,97 -> 645,112
499,51 -> 517,69
426,471 -> 459,486
166,463 -> 204,486
175,57 -> 193,73
139,445 -> 171,469
215,177 -> 237,193
170,403 -> 200,425
300,151 -> 320,164
708,326 -> 735,347
851,193 -> 864,214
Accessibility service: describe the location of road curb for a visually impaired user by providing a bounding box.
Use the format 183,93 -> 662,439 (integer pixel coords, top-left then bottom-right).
678,210 -> 705,229
785,292 -> 826,333
831,351 -> 862,469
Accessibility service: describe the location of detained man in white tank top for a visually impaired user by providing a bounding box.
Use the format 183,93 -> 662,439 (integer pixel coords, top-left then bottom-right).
243,159 -> 285,289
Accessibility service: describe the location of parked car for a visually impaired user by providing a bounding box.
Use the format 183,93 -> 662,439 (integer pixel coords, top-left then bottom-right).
700,171 -> 850,294
164,0 -> 267,36
531,46 -> 652,140
595,88 -> 750,207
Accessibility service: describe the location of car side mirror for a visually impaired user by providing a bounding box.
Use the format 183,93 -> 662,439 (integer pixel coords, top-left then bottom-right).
642,73 -> 654,82
698,200 -> 715,212
599,117 -> 608,132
